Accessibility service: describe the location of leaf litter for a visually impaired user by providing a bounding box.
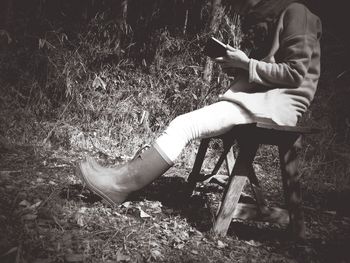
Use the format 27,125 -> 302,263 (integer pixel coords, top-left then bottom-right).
0,147 -> 349,262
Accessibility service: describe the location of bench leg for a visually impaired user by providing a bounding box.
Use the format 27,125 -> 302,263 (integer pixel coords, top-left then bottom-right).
247,165 -> 269,215
187,139 -> 210,194
210,142 -> 233,177
213,141 -> 258,236
279,135 -> 306,240
205,138 -> 237,187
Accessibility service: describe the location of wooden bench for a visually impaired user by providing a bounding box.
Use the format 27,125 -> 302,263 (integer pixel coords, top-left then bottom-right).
187,120 -> 320,239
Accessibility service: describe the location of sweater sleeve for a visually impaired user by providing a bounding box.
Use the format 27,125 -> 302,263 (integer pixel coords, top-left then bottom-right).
248,3 -> 320,88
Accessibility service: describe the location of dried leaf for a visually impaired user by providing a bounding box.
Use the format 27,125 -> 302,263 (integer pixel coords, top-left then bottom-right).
36,178 -> 44,183
75,213 -> 85,227
112,211 -> 122,217
78,207 -> 87,213
74,207 -> 87,227
38,38 -> 45,49
149,201 -> 163,210
179,231 -> 189,241
139,207 -> 151,218
121,201 -> 131,208
30,201 -> 42,210
76,216 -> 85,227
65,253 -> 84,262
149,241 -> 160,248
92,75 -> 107,90
19,200 -> 31,207
116,251 -> 130,262
176,243 -> 185,249
172,236 -> 181,244
150,249 -> 163,259
217,240 -> 227,249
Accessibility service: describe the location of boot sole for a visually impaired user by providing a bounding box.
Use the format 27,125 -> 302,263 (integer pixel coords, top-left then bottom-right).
76,161 -> 119,208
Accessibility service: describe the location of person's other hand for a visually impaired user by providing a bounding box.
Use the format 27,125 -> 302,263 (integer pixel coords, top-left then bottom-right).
215,45 -> 250,71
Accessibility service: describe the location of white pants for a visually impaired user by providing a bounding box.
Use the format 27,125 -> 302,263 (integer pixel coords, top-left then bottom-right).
155,101 -> 254,164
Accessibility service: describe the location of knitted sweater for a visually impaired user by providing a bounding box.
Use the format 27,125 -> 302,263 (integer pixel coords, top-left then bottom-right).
226,3 -> 322,126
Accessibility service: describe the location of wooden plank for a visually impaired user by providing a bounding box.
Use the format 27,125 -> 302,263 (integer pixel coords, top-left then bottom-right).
225,147 -> 236,174
186,139 -> 210,196
188,139 -> 210,184
210,143 -> 232,176
232,203 -> 290,225
213,175 -> 247,236
206,174 -> 229,187
214,141 -> 258,237
203,144 -> 235,188
256,122 -> 321,134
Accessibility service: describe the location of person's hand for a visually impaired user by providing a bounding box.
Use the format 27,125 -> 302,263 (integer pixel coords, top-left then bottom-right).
215,45 -> 250,71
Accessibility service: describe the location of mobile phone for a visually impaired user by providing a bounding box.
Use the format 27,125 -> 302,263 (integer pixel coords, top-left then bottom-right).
204,37 -> 227,58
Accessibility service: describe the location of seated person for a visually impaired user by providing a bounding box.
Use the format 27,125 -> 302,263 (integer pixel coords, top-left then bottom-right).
76,0 -> 322,207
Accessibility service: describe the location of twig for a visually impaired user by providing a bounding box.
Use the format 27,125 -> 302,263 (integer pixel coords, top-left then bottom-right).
336,69 -> 350,79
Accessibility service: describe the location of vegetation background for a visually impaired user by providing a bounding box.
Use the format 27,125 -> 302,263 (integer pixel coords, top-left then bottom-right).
0,0 -> 349,262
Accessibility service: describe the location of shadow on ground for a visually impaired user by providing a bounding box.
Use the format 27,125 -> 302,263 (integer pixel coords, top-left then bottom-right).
63,175 -> 291,241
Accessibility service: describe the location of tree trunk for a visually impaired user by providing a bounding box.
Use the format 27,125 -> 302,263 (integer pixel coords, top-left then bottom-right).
203,0 -> 223,84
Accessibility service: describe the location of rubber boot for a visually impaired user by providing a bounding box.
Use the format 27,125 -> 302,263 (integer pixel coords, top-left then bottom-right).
76,145 -> 172,206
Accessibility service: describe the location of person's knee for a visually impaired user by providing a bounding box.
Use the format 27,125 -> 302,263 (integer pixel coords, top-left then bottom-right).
169,114 -> 190,130
166,114 -> 194,142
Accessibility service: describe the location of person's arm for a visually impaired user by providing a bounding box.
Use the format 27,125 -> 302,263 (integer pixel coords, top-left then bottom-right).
248,3 -> 321,88
215,3 -> 321,88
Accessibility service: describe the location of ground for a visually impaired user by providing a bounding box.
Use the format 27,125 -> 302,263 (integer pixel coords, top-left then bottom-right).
0,145 -> 349,263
